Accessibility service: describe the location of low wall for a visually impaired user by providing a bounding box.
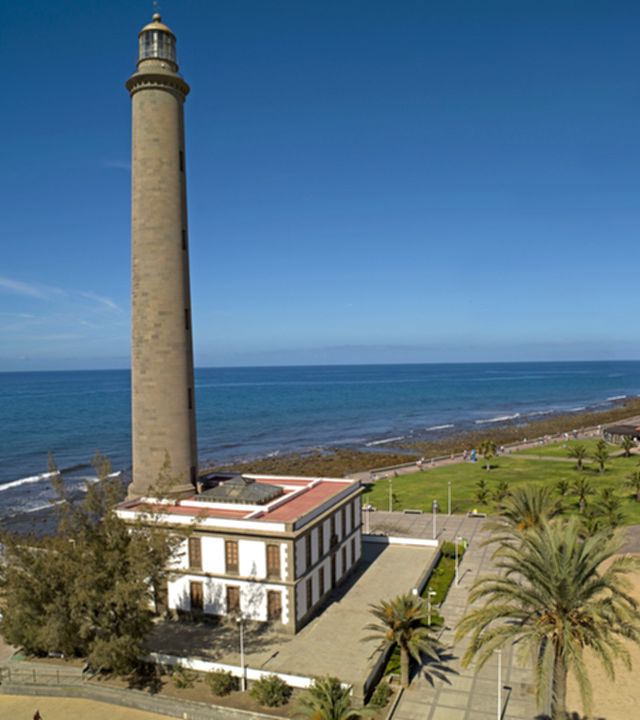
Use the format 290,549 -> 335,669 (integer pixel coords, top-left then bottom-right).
147,652 -> 314,689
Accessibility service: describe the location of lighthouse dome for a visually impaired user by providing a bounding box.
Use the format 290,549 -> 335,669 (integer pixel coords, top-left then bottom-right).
138,13 -> 176,64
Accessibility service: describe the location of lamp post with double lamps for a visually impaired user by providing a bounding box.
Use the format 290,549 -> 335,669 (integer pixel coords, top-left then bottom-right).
448,480 -> 452,515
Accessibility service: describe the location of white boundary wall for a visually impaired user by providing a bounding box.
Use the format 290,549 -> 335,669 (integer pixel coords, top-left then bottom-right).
363,534 -> 439,548
148,652 -> 314,689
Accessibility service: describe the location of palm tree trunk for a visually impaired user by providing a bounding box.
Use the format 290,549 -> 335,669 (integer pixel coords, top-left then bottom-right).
579,497 -> 585,513
400,645 -> 410,688
551,644 -> 568,720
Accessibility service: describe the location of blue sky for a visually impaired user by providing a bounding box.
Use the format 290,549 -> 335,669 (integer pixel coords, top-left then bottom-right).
1,0 -> 639,371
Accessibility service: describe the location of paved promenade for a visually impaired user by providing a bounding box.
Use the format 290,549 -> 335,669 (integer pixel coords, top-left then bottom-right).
368,513 -> 540,720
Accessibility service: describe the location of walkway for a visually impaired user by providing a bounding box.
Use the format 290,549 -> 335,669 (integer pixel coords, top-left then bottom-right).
368,514 -> 539,720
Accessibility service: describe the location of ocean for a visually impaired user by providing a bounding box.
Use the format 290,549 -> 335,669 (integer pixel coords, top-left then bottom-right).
1,361 -> 640,519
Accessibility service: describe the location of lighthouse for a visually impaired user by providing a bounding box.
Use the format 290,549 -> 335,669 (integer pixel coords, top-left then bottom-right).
126,14 -> 197,498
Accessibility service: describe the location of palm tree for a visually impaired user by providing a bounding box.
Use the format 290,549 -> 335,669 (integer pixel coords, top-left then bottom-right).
585,488 -> 624,533
490,479 -> 511,506
626,470 -> 640,502
475,478 -> 490,504
456,520 -> 640,720
572,476 -> 595,513
295,676 -> 372,719
592,439 -> 610,473
479,439 -> 497,471
555,479 -> 570,497
365,594 -> 440,688
489,485 -> 560,536
621,435 -> 635,458
567,443 -> 588,471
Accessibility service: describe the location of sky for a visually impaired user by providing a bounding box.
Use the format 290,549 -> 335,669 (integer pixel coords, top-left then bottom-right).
1,0 -> 639,371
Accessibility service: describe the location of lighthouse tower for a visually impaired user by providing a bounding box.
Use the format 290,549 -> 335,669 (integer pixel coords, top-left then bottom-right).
126,14 -> 197,498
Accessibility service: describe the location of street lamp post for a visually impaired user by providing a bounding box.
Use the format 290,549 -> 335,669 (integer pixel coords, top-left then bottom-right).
455,535 -> 462,586
237,615 -> 246,691
426,588 -> 436,626
496,648 -> 502,720
448,480 -> 452,516
432,499 -> 439,539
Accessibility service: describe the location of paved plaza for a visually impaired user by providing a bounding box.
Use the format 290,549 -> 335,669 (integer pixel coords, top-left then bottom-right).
149,541 -> 437,697
368,512 -> 540,720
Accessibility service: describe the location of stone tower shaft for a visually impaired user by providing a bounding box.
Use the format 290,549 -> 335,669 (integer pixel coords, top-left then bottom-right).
126,14 -> 197,498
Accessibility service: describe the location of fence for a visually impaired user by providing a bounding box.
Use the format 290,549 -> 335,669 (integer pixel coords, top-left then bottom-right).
0,664 -> 284,720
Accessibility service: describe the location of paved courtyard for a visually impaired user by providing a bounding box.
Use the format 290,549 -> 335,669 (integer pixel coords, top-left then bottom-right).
368,513 -> 540,720
149,541 -> 437,697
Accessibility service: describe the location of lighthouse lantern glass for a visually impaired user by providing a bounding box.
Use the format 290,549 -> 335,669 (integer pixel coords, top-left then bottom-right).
139,30 -> 176,63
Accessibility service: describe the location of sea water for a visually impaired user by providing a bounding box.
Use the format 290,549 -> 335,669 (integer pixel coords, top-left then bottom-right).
1,361 -> 640,517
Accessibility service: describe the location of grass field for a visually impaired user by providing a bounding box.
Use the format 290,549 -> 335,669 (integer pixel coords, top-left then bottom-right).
362,442 -> 640,524
515,438 -> 613,458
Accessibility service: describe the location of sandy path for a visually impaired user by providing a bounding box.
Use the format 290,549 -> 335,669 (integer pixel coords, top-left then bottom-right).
566,555 -> 640,720
0,694 -> 174,719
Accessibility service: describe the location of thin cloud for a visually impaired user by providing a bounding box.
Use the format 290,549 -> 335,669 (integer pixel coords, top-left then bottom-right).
104,159 -> 131,171
0,275 -> 64,300
78,291 -> 120,312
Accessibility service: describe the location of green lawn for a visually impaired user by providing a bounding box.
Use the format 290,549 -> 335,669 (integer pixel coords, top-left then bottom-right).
362,450 -> 640,524
515,438 -> 620,458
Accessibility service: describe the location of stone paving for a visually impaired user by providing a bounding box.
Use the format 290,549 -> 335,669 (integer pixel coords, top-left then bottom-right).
368,513 -> 540,720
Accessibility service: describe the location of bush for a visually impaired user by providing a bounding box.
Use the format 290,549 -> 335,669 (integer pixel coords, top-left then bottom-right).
172,667 -> 199,689
370,680 -> 392,708
207,669 -> 238,696
440,540 -> 465,559
250,674 -> 292,707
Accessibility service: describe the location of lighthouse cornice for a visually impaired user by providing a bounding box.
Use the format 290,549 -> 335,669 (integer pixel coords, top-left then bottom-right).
126,71 -> 190,99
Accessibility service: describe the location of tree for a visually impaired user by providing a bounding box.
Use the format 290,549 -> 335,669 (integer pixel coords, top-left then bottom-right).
0,453 -> 180,674
365,594 -> 440,689
487,485 -> 560,541
567,443 -> 588,471
626,470 -> 640,502
475,478 -> 490,504
295,676 -> 372,719
582,488 -> 624,536
479,440 -> 497,471
592,439 -> 610,474
456,520 -> 640,720
571,476 -> 595,513
620,435 -> 635,458
555,479 -> 570,497
490,480 -> 511,507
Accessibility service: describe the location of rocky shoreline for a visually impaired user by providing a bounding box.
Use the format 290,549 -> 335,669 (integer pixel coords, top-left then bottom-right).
3,397 -> 639,538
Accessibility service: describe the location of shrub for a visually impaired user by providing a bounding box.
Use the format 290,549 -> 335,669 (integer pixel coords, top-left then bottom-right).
207,669 -> 238,696
370,680 -> 392,708
440,540 -> 465,559
172,667 -> 199,689
250,674 -> 292,707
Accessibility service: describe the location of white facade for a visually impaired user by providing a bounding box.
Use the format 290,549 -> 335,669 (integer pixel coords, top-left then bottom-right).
118,474 -> 363,633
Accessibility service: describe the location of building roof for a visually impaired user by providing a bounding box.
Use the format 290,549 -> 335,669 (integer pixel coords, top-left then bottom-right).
194,475 -> 283,505
139,13 -> 175,37
116,474 -> 361,534
605,425 -> 640,436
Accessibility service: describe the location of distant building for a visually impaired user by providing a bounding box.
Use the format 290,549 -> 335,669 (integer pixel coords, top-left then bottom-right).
603,424 -> 640,444
116,474 -> 363,633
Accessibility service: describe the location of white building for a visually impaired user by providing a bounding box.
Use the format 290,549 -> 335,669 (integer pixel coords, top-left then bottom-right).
116,473 -> 363,633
